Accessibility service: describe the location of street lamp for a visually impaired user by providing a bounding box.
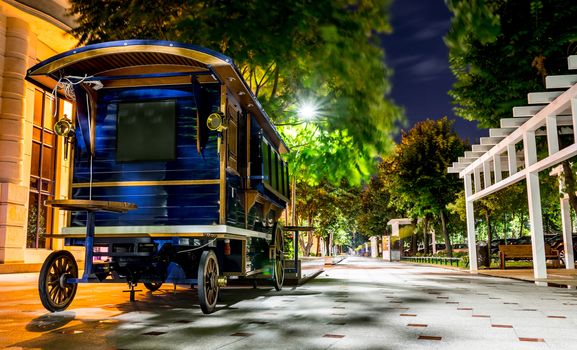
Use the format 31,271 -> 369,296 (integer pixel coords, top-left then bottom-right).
298,102 -> 317,120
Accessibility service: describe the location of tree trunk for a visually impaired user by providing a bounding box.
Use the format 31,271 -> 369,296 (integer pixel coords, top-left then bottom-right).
562,161 -> 577,215
329,232 -> 334,256
299,215 -> 314,256
440,209 -> 452,257
423,217 -> 430,255
518,211 -> 523,237
303,232 -> 313,256
411,232 -> 417,255
485,210 -> 492,267
291,177 -> 297,226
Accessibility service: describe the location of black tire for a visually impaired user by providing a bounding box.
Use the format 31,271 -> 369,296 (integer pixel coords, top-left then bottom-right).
38,250 -> 78,312
143,282 -> 163,292
272,224 -> 285,291
197,250 -> 219,314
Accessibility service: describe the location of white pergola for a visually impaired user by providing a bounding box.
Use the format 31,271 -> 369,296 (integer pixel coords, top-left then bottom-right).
448,55 -> 577,283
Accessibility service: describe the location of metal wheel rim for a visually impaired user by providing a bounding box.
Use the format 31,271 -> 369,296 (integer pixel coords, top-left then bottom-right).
202,254 -> 219,307
274,227 -> 285,287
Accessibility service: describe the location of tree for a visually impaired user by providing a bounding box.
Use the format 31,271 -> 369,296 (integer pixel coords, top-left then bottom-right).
446,0 -> 577,220
296,179 -> 360,256
68,0 -> 403,183
446,0 -> 577,127
393,117 -> 467,256
358,156 -> 405,237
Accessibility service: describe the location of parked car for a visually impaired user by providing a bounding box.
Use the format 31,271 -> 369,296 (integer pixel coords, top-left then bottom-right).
452,243 -> 468,253
514,236 -> 532,245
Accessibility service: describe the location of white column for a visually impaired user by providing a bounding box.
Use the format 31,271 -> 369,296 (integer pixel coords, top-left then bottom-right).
507,144 -> 517,175
524,131 -> 538,166
546,115 -> 559,155
526,172 -> 547,280
493,154 -> 502,182
560,197 -> 575,269
474,166 -> 482,192
384,224 -> 396,261
524,131 -> 547,281
483,161 -> 491,189
390,223 -> 401,261
571,97 -> 577,142
464,173 -> 478,271
370,236 -> 378,258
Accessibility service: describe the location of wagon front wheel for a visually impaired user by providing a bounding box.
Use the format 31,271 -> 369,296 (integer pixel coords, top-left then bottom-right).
273,225 -> 285,291
197,250 -> 219,314
38,250 -> 78,312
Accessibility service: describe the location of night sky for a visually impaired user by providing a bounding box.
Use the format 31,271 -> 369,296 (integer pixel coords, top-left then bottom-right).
382,0 -> 486,144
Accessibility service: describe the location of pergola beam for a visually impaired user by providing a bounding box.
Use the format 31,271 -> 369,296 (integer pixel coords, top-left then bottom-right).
480,136 -> 505,145
490,128 -> 514,137
528,91 -> 564,104
569,55 -> 577,70
546,74 -> 577,89
460,84 -> 577,178
513,105 -> 546,117
467,142 -> 577,202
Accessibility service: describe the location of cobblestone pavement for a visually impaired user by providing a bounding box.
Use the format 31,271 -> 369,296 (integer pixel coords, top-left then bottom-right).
1,257 -> 577,349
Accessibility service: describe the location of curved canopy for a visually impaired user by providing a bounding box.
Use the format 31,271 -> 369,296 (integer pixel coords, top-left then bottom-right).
27,39 -> 288,154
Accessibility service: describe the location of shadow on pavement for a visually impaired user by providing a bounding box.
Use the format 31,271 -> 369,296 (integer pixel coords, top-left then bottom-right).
26,312 -> 76,332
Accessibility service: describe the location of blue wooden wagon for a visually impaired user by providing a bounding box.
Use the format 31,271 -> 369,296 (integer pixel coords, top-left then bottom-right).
26,40 -> 290,314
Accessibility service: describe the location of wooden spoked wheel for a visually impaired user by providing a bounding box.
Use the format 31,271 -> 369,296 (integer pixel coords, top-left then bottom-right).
197,250 -> 219,314
273,225 -> 285,291
38,250 -> 78,312
143,282 -> 163,292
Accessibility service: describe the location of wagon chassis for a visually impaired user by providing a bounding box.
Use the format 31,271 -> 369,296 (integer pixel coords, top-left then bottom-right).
40,199 -> 285,314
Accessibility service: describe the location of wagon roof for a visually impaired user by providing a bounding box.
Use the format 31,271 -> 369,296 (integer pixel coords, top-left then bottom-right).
27,39 -> 288,154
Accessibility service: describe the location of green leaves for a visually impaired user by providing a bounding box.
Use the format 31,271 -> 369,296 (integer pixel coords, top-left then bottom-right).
68,0 -> 403,184
296,179 -> 360,244
394,118 -> 466,216
446,0 -> 577,127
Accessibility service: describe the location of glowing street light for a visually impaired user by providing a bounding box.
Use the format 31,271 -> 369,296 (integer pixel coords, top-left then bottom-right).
298,102 -> 317,120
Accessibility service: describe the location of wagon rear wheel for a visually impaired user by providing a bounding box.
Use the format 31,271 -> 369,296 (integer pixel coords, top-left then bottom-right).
38,250 -> 78,312
273,225 -> 285,291
197,250 -> 219,314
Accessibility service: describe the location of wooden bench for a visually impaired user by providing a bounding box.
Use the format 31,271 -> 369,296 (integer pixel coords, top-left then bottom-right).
499,244 -> 560,269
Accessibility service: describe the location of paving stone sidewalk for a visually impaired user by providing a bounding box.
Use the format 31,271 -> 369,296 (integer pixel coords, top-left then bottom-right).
1,257 -> 577,349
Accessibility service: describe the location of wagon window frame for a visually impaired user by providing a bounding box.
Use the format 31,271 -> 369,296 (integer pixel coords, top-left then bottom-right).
115,99 -> 178,163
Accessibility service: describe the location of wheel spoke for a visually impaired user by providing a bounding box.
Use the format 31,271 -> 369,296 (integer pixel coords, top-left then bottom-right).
54,287 -> 62,304
55,258 -> 63,275
48,285 -> 58,299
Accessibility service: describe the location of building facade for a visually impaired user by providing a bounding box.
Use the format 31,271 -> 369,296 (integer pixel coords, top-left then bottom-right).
0,0 -> 77,265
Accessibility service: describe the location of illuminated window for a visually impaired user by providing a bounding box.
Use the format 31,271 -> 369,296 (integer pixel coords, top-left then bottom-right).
27,89 -> 61,249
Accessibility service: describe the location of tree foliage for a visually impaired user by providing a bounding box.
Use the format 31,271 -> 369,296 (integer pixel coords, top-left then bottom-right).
296,179 -> 361,255
446,0 -> 577,231
68,0 -> 404,183
393,117 -> 467,255
357,157 -> 404,237
446,0 -> 577,127
394,118 -> 466,215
